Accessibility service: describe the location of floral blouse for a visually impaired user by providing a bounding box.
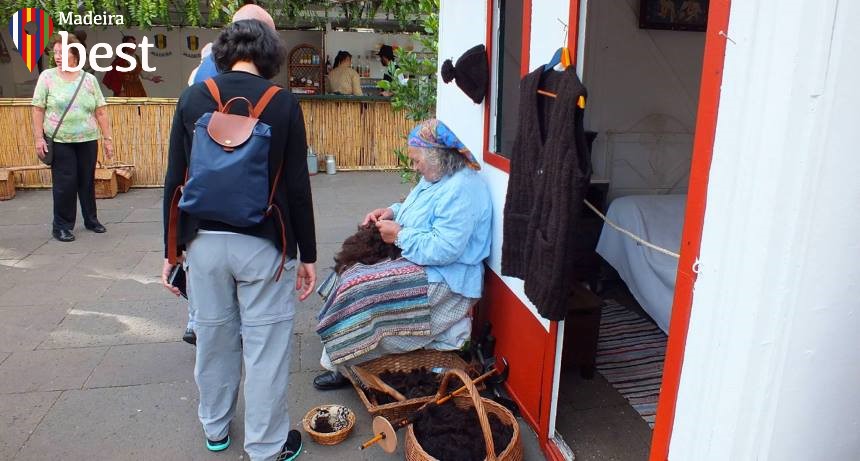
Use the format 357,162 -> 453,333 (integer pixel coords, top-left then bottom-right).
32,68 -> 106,143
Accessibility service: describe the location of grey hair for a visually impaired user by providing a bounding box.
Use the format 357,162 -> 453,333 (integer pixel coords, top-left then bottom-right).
421,147 -> 467,181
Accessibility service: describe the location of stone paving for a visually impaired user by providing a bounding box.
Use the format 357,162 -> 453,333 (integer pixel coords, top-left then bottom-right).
0,172 -> 544,461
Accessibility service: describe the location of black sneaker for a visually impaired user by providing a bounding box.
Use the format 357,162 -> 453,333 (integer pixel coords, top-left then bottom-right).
275,430 -> 302,461
182,328 -> 196,345
206,434 -> 230,452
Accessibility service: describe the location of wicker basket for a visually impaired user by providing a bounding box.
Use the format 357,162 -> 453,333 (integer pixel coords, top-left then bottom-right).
302,404 -> 356,446
346,350 -> 480,421
404,369 -> 523,461
94,168 -> 117,199
0,169 -> 15,201
114,167 -> 134,192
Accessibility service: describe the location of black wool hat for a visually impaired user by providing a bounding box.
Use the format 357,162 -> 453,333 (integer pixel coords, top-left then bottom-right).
441,44 -> 488,104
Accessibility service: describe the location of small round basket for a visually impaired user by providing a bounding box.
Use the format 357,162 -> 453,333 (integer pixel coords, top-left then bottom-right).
302,404 -> 356,446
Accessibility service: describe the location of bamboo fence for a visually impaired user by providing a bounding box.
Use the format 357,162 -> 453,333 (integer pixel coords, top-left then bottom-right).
0,97 -> 409,188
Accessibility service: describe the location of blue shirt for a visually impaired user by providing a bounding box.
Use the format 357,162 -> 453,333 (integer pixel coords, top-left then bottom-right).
389,169 -> 492,299
193,55 -> 220,84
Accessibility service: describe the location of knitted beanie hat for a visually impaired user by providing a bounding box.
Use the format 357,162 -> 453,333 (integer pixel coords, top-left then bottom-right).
441,44 -> 488,104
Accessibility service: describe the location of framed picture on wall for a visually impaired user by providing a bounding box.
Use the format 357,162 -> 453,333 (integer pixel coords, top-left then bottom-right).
639,0 -> 709,31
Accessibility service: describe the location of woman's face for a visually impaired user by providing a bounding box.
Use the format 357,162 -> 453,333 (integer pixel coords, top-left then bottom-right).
408,147 -> 438,181
53,42 -> 77,68
342,56 -> 351,68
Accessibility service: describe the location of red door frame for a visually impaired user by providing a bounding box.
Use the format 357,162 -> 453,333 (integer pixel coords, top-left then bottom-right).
649,1 -> 732,459
480,0 -> 731,459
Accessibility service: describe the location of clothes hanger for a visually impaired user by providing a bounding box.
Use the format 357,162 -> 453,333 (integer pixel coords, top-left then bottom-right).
538,19 -> 585,109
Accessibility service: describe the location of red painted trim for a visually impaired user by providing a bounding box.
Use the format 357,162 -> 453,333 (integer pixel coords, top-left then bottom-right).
568,0 -> 580,65
521,0 -> 532,77
649,1 -> 732,460
484,150 -> 511,172
477,272 -> 546,429
482,0 -> 494,167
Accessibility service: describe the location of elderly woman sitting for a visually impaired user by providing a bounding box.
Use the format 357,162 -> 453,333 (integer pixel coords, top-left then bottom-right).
313,119 -> 492,390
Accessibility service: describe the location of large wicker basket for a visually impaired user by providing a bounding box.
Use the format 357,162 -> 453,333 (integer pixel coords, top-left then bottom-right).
94,167 -> 117,199
345,350 -> 479,421
404,369 -> 523,461
0,169 -> 15,201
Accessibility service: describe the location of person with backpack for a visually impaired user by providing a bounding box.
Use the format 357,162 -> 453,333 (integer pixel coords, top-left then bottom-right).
161,19 -> 314,461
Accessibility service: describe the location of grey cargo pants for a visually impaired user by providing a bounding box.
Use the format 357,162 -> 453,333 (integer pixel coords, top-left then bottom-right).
186,232 -> 297,461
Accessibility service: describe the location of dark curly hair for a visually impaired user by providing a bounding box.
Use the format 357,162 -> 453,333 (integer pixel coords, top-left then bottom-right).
334,224 -> 402,274
212,19 -> 285,80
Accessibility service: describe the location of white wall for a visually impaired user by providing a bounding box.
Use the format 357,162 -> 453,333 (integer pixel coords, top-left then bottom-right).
583,0 -> 704,198
671,1 -> 860,460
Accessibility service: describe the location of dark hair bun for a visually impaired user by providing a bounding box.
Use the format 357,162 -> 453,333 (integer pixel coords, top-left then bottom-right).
441,59 -> 456,83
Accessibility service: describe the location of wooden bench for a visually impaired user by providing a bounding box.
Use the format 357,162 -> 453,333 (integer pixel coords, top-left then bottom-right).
0,165 -> 50,201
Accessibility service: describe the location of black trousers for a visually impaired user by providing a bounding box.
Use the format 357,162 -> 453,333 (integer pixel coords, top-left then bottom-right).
50,140 -> 99,231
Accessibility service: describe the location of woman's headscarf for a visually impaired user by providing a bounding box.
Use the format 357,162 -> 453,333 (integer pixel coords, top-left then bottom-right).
407,119 -> 480,170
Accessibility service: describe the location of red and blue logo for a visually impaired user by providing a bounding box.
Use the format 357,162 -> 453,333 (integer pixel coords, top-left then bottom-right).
9,8 -> 54,72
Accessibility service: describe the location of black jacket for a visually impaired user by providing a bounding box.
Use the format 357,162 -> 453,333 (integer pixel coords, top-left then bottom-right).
163,71 -> 317,263
501,67 -> 590,320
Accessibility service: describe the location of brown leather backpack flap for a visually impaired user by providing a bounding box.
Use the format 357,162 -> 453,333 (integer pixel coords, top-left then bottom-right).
207,111 -> 258,151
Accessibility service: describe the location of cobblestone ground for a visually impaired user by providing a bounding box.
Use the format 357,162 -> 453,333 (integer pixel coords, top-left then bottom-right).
0,172 -> 543,461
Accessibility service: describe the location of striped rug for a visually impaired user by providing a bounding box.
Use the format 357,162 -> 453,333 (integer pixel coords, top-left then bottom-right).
595,301 -> 667,428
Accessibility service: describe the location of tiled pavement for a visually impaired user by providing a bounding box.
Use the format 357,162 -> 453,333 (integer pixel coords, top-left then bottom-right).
0,172 -> 545,461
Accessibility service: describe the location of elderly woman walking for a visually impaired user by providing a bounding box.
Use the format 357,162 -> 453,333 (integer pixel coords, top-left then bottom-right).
32,33 -> 113,242
313,119 -> 492,390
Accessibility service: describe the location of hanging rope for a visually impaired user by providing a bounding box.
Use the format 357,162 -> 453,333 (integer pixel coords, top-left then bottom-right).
583,199 -> 681,259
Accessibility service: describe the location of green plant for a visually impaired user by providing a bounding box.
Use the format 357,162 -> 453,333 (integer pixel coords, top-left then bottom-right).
377,0 -> 438,183
394,147 -> 419,184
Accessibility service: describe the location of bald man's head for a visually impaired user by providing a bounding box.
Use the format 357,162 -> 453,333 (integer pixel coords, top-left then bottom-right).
232,5 -> 275,31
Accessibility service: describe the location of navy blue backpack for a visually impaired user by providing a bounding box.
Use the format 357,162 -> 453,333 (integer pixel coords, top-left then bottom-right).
168,79 -> 288,279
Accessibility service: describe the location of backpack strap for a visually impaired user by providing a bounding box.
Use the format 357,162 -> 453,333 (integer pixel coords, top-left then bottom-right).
203,78 -> 225,112
253,85 -> 281,118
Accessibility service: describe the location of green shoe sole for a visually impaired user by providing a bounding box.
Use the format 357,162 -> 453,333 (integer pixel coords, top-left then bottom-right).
206,435 -> 231,452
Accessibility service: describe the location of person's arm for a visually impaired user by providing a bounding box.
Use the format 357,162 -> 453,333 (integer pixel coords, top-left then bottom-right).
161,91 -> 192,296
284,99 -> 317,264
395,188 -> 478,266
163,91 -> 190,258
31,72 -> 49,157
283,98 -> 317,300
91,75 -> 113,159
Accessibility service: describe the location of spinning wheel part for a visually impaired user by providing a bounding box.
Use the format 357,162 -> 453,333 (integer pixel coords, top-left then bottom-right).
372,416 -> 398,453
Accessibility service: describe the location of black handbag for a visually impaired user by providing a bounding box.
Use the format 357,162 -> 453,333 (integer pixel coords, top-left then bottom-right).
42,74 -> 86,166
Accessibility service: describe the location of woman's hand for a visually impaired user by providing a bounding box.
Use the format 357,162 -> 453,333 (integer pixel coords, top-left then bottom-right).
362,207 -> 393,226
161,256 -> 184,297
376,219 -> 401,244
296,262 -> 317,301
34,138 -> 48,160
103,139 -> 114,160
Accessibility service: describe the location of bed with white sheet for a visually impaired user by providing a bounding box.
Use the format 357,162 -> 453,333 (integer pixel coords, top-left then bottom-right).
595,194 -> 687,333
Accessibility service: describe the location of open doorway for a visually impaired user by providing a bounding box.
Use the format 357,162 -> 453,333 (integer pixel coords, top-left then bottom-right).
553,0 -> 710,459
